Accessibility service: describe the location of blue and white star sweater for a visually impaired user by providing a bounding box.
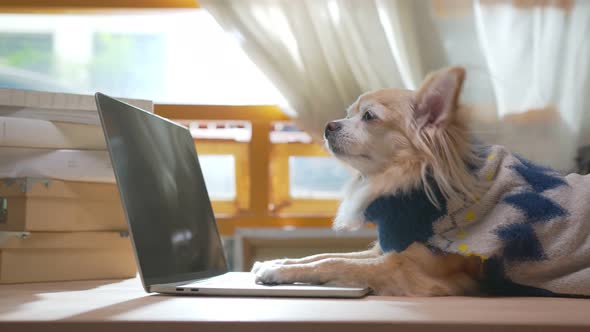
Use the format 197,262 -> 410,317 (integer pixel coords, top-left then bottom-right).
365,145 -> 590,296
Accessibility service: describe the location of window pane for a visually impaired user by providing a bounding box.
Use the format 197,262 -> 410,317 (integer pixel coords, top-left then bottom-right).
199,155 -> 236,200
289,156 -> 350,199
0,10 -> 284,105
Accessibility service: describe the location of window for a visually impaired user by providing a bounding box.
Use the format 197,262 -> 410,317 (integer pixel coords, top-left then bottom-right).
0,10 -> 285,105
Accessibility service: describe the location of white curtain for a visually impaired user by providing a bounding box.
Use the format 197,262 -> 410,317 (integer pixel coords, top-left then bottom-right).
200,0 -> 436,141
472,0 -> 590,171
201,0 -> 590,171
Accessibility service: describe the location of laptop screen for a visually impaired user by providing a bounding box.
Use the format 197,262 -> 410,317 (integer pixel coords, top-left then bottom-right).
96,93 -> 228,289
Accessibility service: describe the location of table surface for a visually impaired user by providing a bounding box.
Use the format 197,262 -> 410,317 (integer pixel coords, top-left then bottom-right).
1,277 -> 589,332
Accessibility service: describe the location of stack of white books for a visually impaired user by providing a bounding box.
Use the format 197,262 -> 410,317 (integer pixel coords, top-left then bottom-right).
0,88 -> 152,283
0,88 -> 153,182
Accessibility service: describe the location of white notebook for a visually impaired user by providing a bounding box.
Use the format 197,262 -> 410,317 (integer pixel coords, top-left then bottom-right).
0,88 -> 153,125
0,147 -> 115,183
0,117 -> 106,150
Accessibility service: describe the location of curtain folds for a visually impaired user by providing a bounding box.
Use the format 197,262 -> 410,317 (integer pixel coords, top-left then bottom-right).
201,0 -> 590,170
201,0 -> 431,141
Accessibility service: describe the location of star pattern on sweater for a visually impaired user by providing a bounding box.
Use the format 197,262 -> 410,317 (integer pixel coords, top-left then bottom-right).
503,192 -> 567,224
511,157 -> 567,193
495,223 -> 547,261
496,157 -> 569,262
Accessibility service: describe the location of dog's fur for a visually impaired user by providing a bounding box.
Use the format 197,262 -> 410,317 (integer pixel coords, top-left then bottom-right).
252,67 -> 498,296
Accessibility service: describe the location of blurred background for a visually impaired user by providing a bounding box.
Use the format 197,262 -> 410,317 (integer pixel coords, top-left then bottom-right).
1,0 -> 589,269
2,1 -> 589,172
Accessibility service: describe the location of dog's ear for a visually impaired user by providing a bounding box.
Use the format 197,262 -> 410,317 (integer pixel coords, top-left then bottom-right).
414,66 -> 465,128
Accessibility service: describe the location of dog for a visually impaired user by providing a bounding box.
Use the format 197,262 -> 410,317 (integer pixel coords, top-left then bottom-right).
253,66 -> 590,297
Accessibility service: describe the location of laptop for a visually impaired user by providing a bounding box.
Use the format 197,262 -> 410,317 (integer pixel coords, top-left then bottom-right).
95,93 -> 369,298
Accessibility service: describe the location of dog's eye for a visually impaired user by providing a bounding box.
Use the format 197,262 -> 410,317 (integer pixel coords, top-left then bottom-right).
362,110 -> 376,121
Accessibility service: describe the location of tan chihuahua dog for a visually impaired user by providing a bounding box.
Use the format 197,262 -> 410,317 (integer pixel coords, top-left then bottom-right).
253,67 -> 590,297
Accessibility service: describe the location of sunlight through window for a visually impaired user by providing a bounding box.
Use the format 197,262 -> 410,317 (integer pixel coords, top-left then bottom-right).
0,9 -> 285,105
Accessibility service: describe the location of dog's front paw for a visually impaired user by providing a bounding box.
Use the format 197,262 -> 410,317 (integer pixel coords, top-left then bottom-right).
255,264 -> 289,285
251,258 -> 289,274
251,261 -> 266,274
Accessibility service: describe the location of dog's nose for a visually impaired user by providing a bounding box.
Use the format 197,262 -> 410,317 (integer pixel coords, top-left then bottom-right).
325,121 -> 342,137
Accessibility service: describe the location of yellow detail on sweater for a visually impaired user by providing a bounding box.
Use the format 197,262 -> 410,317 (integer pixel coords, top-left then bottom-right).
458,244 -> 488,261
486,171 -> 495,181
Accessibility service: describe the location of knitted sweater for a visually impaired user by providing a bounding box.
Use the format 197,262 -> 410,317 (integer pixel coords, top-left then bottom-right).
364,145 -> 590,296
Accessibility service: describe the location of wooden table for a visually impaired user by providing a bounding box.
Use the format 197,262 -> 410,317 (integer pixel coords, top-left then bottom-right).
1,277 -> 589,331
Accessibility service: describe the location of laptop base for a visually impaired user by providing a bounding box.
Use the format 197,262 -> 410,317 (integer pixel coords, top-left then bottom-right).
151,272 -> 369,298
